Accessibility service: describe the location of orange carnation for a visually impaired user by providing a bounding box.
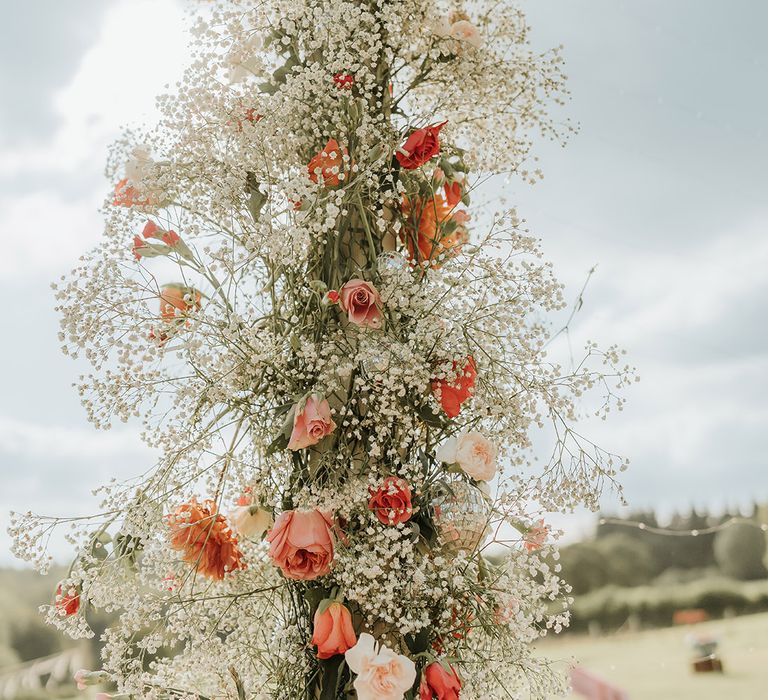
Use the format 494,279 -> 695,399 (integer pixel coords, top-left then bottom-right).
400,195 -> 468,267
166,498 -> 246,580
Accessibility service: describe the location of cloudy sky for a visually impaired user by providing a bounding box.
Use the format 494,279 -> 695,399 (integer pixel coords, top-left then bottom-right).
0,0 -> 766,562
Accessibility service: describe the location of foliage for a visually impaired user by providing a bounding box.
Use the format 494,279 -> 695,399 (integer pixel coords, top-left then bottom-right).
714,522 -> 768,581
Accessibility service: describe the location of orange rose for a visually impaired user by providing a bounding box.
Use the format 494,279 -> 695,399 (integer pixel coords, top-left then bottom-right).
311,602 -> 357,659
308,138 -> 349,187
166,498 -> 246,580
431,357 -> 477,418
368,477 -> 413,525
400,196 -> 468,267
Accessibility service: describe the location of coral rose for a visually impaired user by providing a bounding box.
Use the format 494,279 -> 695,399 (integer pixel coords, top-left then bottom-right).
166,498 -> 246,580
308,138 -> 349,187
267,509 -> 335,580
55,582 -> 80,617
288,394 -> 337,450
339,279 -> 382,329
311,601 -> 357,659
368,477 -> 413,525
396,121 -> 447,170
420,662 -> 462,700
450,20 -> 483,48
431,357 -> 477,418
435,431 -> 497,482
345,633 -> 416,700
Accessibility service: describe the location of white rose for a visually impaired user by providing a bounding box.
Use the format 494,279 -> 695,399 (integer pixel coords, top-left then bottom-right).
124,146 -> 154,187
345,633 -> 416,700
434,436 -> 458,465
455,431 -> 497,481
450,20 -> 483,48
228,505 -> 273,539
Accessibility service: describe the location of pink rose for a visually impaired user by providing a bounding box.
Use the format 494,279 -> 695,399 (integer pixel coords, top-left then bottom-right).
339,279 -> 382,329
267,509 -> 335,580
345,633 -> 416,700
288,395 -> 337,450
435,431 -> 497,481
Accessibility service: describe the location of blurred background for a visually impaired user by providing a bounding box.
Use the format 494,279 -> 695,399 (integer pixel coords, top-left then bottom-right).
0,0 -> 766,698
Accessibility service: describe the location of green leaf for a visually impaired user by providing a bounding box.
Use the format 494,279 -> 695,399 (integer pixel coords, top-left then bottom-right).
416,402 -> 447,428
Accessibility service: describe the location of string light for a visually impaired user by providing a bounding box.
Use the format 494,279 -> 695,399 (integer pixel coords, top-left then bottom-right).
597,516 -> 768,537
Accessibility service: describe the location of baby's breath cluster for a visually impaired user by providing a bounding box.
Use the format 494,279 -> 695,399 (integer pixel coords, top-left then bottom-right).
11,1 -> 636,698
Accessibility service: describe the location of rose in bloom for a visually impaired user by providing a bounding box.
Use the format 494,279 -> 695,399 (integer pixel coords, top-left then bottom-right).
288,394 -> 337,450
166,498 -> 246,580
266,509 -> 335,580
339,279 -> 382,329
55,582 -> 80,617
368,477 -> 413,525
420,662 -> 462,700
450,20 -> 483,48
400,196 -> 468,267
308,138 -> 349,187
435,431 -> 497,481
396,121 -> 447,170
311,601 -> 357,659
431,357 -> 477,418
524,519 -> 549,552
159,284 -> 202,321
229,504 -> 273,540
345,633 -> 416,700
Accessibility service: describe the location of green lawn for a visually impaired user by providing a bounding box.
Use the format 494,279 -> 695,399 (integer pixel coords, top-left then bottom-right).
538,612 -> 768,700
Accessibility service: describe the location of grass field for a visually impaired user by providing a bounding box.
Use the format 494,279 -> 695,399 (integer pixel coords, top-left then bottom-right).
538,612 -> 768,700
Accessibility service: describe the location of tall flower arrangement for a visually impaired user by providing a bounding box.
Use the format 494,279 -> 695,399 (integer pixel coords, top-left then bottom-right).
10,1 -> 635,698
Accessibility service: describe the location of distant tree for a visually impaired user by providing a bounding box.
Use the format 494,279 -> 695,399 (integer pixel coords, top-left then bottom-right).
558,542 -> 609,594
595,533 -> 656,587
714,521 -> 768,580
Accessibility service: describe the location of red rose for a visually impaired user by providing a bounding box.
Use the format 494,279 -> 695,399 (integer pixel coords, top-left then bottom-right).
396,121 -> 447,170
443,179 -> 463,208
55,582 -> 81,617
333,73 -> 355,90
368,477 -> 413,525
420,662 -> 462,700
431,357 -> 477,418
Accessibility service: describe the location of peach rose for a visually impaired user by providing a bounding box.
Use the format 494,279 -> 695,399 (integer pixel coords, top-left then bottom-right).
368,477 -> 413,525
339,279 -> 382,329
266,509 -> 335,580
345,633 -> 416,700
288,394 -> 337,450
436,431 -> 497,481
419,662 -> 462,700
523,519 -> 549,552
311,601 -> 357,659
450,20 -> 483,48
